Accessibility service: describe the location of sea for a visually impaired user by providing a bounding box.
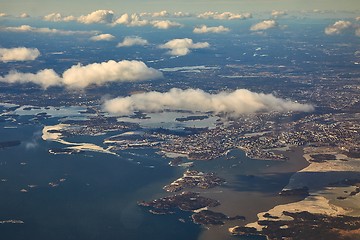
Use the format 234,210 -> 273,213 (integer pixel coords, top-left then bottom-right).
0,111 -> 307,240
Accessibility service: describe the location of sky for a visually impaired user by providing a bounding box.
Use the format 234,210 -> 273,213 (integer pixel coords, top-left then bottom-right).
1,0 -> 359,16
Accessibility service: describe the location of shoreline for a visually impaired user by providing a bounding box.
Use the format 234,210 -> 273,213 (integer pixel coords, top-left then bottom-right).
196,147 -> 309,240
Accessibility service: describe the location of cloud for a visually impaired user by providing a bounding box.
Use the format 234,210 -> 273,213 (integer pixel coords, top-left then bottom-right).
78,10 -> 114,24
324,20 -> 352,35
43,13 -> 76,22
19,13 -> 30,18
0,47 -> 40,62
141,11 -> 192,18
90,34 -> 115,41
271,10 -> 287,18
0,25 -> 98,35
250,20 -> 278,31
113,13 -> 149,27
0,69 -> 62,89
152,10 -> 169,18
198,11 -> 252,20
159,38 -> 210,56
356,28 -> 360,37
117,36 -> 148,47
193,25 -> 230,34
151,20 -> 182,29
0,13 -> 9,17
173,12 -> 192,18
356,17 -> 360,21
0,60 -> 163,89
103,88 -> 314,116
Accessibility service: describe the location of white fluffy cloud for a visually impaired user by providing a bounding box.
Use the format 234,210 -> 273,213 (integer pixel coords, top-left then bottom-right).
356,28 -> 360,37
0,69 -> 61,89
151,20 -> 182,29
0,60 -> 163,89
117,36 -> 148,47
103,88 -> 314,116
250,20 -> 278,31
152,10 -> 169,18
113,13 -> 149,27
19,13 -> 30,18
271,10 -> 287,18
198,11 -> 252,20
78,10 -> 114,24
193,25 -> 230,34
173,12 -> 192,18
159,38 -> 210,56
324,20 -> 352,35
90,34 -> 115,41
113,14 -> 182,29
43,13 -> 76,22
0,13 -> 8,17
0,47 -> 40,62
140,11 -> 191,18
1,25 -> 98,35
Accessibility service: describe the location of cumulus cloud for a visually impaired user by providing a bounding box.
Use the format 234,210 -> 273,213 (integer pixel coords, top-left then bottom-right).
90,34 -> 115,41
152,10 -> 169,18
356,28 -> 360,37
0,25 -> 98,35
173,12 -> 192,18
19,13 -> 30,18
356,17 -> 360,21
103,88 -> 314,116
117,36 -> 148,47
271,10 -> 287,18
324,20 -> 352,35
113,13 -> 149,27
0,69 -> 61,89
198,11 -> 252,20
159,38 -> 210,56
43,13 -> 76,22
193,25 -> 230,34
78,10 -> 114,24
151,20 -> 182,29
250,20 -> 278,31
0,13 -> 9,17
0,47 -> 40,62
140,11 -> 191,18
0,60 -> 163,89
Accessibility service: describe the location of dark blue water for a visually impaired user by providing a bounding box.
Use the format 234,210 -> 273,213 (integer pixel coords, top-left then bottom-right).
0,123 -> 201,240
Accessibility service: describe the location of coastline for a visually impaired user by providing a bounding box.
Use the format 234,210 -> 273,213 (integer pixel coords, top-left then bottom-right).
196,147 -> 309,240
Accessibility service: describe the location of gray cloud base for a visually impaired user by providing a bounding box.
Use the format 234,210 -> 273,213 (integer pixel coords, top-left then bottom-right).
0,60 -> 163,89
103,88 -> 314,116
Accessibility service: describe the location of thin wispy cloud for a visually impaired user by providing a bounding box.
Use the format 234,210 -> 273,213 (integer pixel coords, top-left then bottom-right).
0,25 -> 99,35
103,88 -> 314,117
159,38 -> 210,56
0,47 -> 40,62
0,60 -> 163,89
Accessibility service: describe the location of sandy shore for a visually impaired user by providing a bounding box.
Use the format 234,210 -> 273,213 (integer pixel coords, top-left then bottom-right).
238,146 -> 360,236
42,124 -> 117,155
197,147 -> 309,240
